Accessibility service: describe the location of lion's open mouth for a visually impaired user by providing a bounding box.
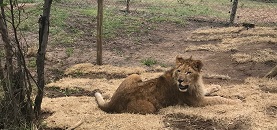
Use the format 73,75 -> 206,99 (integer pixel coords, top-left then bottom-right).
178,84 -> 189,92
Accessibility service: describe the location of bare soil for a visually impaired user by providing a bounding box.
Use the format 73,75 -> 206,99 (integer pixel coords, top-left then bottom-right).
39,1 -> 277,129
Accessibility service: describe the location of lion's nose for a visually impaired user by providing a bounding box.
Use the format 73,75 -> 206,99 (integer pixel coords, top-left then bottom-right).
178,79 -> 183,83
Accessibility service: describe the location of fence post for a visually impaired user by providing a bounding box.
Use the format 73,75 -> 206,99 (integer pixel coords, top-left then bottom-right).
126,0 -> 130,13
97,0 -> 103,65
230,0 -> 239,25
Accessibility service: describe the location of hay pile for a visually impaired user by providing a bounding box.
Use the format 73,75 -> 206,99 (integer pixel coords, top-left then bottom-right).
41,26 -> 276,129
185,27 -> 277,58
42,63 -> 277,129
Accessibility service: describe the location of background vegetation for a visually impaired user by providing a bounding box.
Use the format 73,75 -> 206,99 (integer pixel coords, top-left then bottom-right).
0,0 -> 276,129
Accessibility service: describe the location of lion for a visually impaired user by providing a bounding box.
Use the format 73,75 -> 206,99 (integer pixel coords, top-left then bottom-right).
94,56 -> 240,114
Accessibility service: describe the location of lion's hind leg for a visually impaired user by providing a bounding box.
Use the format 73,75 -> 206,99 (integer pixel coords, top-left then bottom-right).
126,100 -> 156,114
118,74 -> 142,89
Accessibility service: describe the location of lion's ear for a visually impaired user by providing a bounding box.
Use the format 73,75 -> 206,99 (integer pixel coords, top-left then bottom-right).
192,60 -> 203,72
176,55 -> 185,66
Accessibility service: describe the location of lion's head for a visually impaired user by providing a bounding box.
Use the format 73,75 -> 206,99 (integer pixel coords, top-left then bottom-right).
173,56 -> 203,92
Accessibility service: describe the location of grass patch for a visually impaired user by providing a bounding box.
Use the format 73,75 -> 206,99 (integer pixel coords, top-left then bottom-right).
0,50 -> 4,58
5,2 -> 43,32
76,0 -> 229,39
28,57 -> 37,68
103,9 -> 146,39
240,0 -> 277,8
0,84 -> 3,101
15,0 -> 277,50
146,4 -> 222,17
16,0 -> 233,43
18,0 -> 38,3
141,58 -> 157,66
78,8 -> 98,16
103,0 -> 226,39
49,6 -> 74,45
50,11 -> 85,45
46,86 -> 83,97
66,48 -> 74,57
51,7 -> 69,29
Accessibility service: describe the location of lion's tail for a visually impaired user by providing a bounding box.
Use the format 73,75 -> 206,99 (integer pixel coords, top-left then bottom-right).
94,92 -> 110,112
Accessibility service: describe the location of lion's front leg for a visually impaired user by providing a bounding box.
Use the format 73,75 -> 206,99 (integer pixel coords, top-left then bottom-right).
204,84 -> 221,96
197,96 -> 241,106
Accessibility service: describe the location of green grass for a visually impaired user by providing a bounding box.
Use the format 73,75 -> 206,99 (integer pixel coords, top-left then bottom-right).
28,57 -> 36,68
141,58 -> 157,66
79,0 -> 219,39
51,7 -> 69,29
98,0 -> 229,38
18,1 -> 78,45
0,50 -> 4,58
4,2 -> 42,32
151,2 -> 227,19
47,87 -> 82,97
66,48 -> 74,57
0,84 -> 3,102
78,8 -> 98,16
78,6 -> 145,39
16,0 -> 233,44
49,6 -> 74,45
15,0 -> 277,47
59,88 -> 81,96
241,0 -> 277,8
18,0 -> 38,3
102,8 -> 148,39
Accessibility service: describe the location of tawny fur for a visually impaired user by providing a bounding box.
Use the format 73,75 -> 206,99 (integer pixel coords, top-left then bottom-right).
94,56 -> 240,114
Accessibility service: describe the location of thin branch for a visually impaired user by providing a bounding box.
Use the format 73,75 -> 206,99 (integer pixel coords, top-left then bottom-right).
265,65 -> 277,78
66,119 -> 84,130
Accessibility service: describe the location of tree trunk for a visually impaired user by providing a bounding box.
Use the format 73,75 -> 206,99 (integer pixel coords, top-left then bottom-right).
229,0 -> 238,25
0,2 -> 21,127
0,1 -> 13,94
0,0 -> 45,128
34,0 -> 52,121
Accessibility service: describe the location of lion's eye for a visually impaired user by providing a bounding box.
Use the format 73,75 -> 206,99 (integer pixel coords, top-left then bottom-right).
177,70 -> 181,73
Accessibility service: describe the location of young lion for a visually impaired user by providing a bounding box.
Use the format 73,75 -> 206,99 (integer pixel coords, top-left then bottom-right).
94,56 -> 240,114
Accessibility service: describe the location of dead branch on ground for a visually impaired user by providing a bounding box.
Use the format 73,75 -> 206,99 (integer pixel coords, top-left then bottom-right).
265,65 -> 277,78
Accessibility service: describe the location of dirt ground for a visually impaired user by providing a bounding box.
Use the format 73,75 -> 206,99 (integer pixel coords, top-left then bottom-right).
40,1 -> 277,130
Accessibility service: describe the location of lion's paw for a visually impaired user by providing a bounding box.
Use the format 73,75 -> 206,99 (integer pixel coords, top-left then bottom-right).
205,84 -> 221,96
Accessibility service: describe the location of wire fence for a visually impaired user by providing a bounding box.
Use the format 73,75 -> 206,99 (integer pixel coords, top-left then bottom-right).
101,0 -> 277,26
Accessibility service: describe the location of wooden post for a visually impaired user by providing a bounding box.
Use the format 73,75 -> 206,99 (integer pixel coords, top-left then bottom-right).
97,0 -> 103,65
126,0 -> 130,13
229,0 -> 238,25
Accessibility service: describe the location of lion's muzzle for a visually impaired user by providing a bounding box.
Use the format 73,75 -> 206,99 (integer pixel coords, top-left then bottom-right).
178,84 -> 189,92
